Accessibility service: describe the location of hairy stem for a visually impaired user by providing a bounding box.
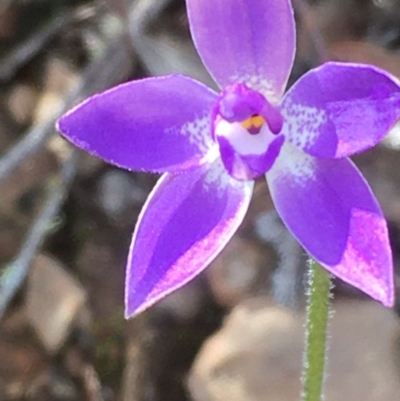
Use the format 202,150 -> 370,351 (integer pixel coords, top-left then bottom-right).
302,259 -> 332,401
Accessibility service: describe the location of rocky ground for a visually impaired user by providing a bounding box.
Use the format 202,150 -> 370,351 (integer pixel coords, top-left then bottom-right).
1,0 -> 400,400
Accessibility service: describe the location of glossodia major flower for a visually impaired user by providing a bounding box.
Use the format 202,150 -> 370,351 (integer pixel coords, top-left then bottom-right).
57,0 -> 400,317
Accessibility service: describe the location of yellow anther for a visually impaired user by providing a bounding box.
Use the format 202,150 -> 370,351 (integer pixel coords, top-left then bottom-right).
241,115 -> 266,131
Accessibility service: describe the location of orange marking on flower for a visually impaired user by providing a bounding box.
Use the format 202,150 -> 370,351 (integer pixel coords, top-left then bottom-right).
241,115 -> 266,134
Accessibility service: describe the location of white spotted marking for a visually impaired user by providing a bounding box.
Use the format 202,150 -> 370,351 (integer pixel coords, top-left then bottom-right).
281,99 -> 328,150
268,142 -> 317,185
202,158 -> 231,196
229,73 -> 279,105
202,158 -> 253,198
167,114 -> 214,153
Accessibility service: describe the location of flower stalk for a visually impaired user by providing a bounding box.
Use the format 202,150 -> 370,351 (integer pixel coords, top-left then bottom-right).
302,259 -> 332,401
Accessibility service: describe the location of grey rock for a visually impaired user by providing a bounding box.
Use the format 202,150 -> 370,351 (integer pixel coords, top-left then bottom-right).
189,297 -> 400,401
25,255 -> 88,353
206,236 -> 271,308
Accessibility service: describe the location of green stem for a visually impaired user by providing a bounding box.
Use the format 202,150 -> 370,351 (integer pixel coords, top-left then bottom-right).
302,259 -> 332,401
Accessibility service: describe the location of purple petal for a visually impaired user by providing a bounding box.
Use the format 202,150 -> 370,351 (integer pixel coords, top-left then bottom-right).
125,159 -> 253,317
57,75 -> 217,173
266,144 -> 394,306
186,0 -> 295,102
282,62 -> 400,158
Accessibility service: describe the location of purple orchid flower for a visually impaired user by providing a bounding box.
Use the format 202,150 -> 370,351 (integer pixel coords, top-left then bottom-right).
57,0 -> 400,317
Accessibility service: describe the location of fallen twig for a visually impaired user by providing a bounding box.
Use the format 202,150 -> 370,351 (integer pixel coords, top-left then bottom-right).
0,17 -> 134,183
0,10 -> 73,81
0,150 -> 78,321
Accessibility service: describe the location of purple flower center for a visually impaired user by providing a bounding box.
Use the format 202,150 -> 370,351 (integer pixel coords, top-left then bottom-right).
212,83 -> 285,181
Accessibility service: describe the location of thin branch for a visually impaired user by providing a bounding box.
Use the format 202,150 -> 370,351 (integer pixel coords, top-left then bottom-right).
0,151 -> 78,321
0,11 -> 73,81
0,24 -> 134,183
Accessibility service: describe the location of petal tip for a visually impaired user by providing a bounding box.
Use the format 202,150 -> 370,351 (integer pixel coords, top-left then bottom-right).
124,284 -> 161,319
382,295 -> 395,308
333,258 -> 395,308
124,307 -> 135,320
374,276 -> 395,308
124,288 -> 151,320
124,301 -> 144,320
55,113 -> 68,135
55,117 -> 62,133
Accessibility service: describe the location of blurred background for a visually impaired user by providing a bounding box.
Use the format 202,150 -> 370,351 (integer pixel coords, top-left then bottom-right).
1,0 -> 400,400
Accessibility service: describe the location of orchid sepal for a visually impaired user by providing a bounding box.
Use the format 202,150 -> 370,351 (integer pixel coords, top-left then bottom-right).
125,160 -> 254,317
